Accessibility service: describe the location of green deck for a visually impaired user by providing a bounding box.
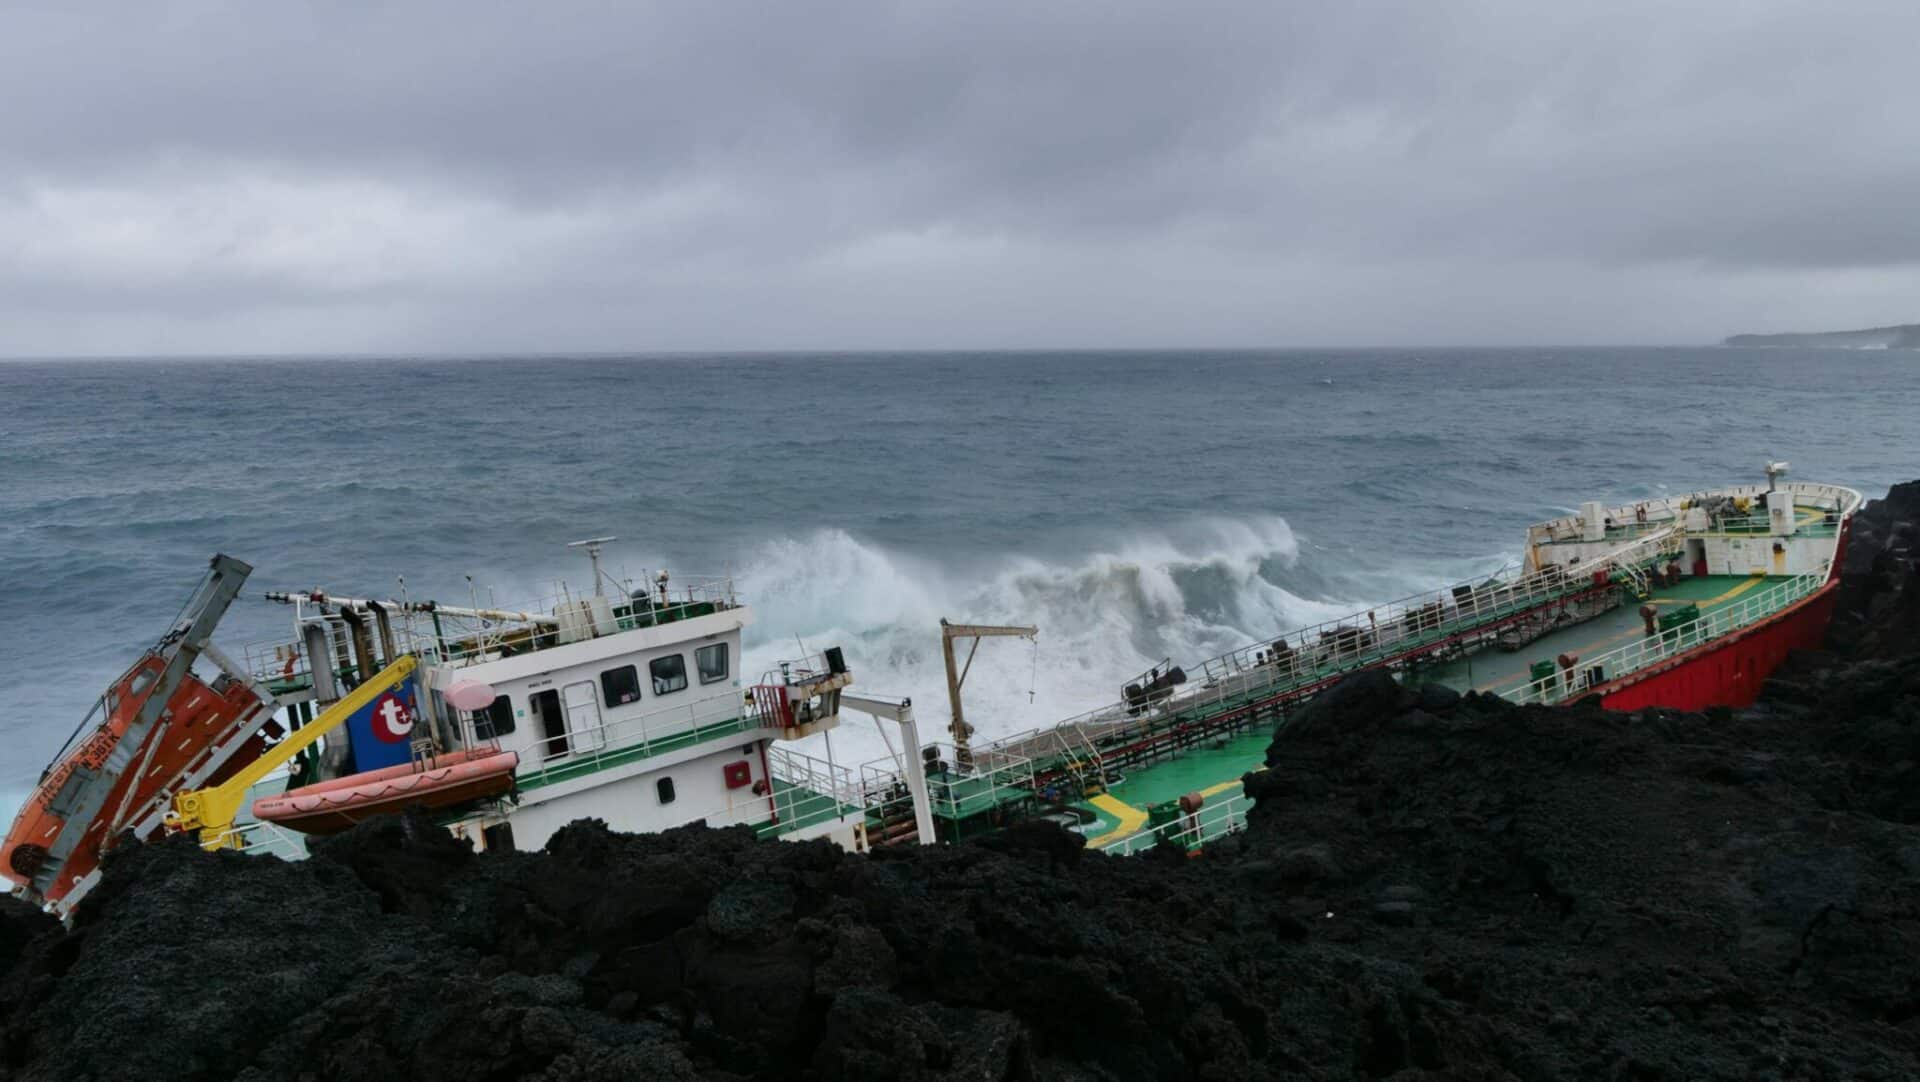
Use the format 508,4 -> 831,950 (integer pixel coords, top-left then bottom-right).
752,777 -> 865,840
1076,730 -> 1271,842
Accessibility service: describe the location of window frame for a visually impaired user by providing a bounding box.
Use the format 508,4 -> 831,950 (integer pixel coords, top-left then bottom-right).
474,693 -> 517,739
656,776 -> 676,804
649,654 -> 689,696
600,664 -> 642,707
696,642 -> 730,685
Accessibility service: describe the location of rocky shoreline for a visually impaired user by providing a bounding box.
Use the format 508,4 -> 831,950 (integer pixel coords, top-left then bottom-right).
3,484 -> 1917,1081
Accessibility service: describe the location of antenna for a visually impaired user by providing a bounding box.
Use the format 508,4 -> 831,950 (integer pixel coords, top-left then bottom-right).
568,536 -> 617,600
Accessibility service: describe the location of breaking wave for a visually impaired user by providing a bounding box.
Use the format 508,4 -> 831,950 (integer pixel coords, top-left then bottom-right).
733,517 -> 1496,768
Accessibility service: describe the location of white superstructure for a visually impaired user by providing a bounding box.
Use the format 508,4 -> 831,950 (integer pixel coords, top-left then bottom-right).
244,540 -> 919,856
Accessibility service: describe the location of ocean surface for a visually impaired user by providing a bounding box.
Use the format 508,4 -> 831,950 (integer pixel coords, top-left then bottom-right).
2,348 -> 1915,818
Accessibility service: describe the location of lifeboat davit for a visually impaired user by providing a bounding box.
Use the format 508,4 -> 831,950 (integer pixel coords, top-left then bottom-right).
251,747 -> 519,834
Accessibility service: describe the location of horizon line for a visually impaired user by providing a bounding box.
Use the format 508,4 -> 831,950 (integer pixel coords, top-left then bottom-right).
0,343 -> 1752,362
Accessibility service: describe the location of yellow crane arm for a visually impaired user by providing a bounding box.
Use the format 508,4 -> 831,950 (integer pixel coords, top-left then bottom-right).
168,654 -> 419,846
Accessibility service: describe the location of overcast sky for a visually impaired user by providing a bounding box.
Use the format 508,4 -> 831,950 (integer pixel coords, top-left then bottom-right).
2,1 -> 1916,354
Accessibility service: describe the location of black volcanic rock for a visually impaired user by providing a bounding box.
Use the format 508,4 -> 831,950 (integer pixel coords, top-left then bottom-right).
2,484 -> 1919,1080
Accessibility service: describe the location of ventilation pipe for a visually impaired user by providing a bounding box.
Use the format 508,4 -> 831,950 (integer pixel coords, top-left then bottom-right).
302,621 -> 340,706
367,601 -> 399,666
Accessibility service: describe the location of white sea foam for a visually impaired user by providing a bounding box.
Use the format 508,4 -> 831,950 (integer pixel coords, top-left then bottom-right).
731,517 -> 1490,770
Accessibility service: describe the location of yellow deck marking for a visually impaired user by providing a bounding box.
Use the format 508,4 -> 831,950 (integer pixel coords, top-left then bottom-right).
1198,778 -> 1246,799
1087,793 -> 1148,848
1704,576 -> 1767,605
1649,576 -> 1768,607
1087,775 -> 1258,848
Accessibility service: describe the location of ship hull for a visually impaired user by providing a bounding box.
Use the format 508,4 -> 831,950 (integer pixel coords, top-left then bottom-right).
1594,583 -> 1838,711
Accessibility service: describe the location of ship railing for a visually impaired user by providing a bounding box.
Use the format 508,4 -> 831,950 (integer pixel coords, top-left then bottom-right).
915,741 -> 1038,821
1691,511 -> 1842,539
854,757 -> 922,833
1528,482 -> 1863,546
756,744 -> 872,836
514,692 -> 760,782
244,634 -> 316,691
214,818 -> 312,860
753,651 -> 847,692
1508,568 -> 1830,706
406,574 -> 741,668
991,558 -> 1610,763
1099,791 -> 1258,857
249,576 -> 743,679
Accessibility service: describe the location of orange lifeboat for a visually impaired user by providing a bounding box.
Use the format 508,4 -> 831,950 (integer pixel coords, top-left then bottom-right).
251,747 -> 519,835
3,656 -> 277,909
3,554 -> 275,914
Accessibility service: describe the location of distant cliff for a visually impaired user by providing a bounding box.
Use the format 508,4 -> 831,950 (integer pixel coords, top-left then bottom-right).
1724,322 -> 1920,348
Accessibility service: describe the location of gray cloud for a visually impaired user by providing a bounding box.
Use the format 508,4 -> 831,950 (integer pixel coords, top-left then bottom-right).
3,1 -> 1918,353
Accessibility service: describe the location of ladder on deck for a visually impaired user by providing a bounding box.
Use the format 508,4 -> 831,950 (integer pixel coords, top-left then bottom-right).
1601,528 -> 1684,600
1048,723 -> 1108,797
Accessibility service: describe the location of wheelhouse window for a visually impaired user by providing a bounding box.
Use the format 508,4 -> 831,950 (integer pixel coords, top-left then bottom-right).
650,654 -> 688,695
656,776 -> 676,804
474,694 -> 516,738
600,664 -> 641,706
697,643 -> 729,685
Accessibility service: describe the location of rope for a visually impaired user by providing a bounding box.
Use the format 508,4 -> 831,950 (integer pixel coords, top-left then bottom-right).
1027,637 -> 1038,704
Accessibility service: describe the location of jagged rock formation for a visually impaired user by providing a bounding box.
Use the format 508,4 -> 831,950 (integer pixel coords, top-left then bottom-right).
1,485 -> 1917,1080
1724,324 -> 1920,348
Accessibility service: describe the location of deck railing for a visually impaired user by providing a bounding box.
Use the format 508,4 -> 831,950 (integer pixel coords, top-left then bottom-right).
517,691 -> 759,787
1508,568 -> 1829,706
988,554 -> 1633,770
244,575 -> 743,686
1100,791 -> 1258,856
751,744 -> 871,837
220,817 -> 314,859
916,742 -> 1039,821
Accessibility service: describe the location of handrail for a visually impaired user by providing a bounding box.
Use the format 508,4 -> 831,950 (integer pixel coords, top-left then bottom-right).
988,556 -> 1619,762
213,817 -> 314,859
517,691 -> 757,786
245,575 -> 745,683
1101,792 -> 1257,856
1508,568 -> 1829,706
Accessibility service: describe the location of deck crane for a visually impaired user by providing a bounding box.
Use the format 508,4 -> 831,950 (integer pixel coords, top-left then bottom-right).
939,618 -> 1038,772
167,655 -> 420,849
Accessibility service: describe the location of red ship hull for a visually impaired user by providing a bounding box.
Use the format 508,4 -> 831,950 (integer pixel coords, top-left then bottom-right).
1595,583 -> 1838,711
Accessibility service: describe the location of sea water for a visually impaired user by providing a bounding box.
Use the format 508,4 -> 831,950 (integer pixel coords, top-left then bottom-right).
3,348 -> 1915,814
